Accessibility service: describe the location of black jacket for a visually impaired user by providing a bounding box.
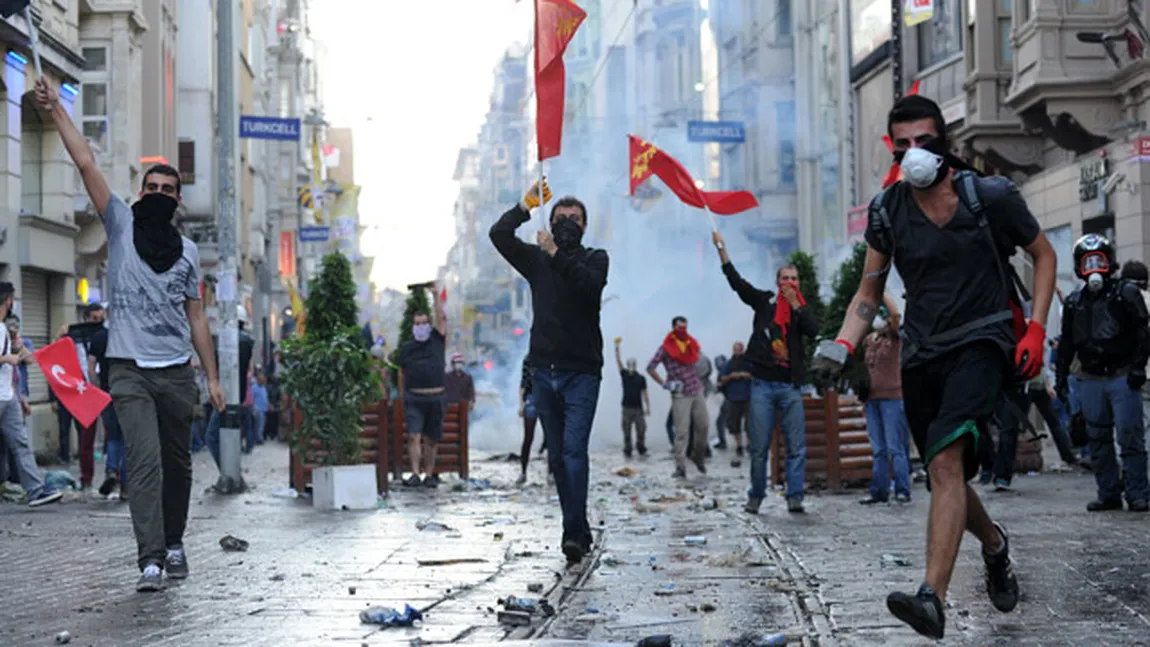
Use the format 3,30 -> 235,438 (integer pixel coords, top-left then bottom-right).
490,204 -> 609,376
722,261 -> 818,386
1057,279 -> 1150,379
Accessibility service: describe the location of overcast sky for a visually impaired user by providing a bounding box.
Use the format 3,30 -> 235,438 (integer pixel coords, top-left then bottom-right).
311,0 -> 533,290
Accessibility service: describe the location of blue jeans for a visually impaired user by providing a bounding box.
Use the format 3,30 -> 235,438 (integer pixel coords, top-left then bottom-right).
864,399 -> 911,500
532,368 -> 601,547
103,406 -> 128,481
747,379 -> 805,501
254,410 -> 266,443
205,409 -> 221,467
1076,375 -> 1149,504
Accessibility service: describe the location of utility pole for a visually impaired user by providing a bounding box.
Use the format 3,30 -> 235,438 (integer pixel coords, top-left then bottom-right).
891,0 -> 904,101
216,0 -> 245,493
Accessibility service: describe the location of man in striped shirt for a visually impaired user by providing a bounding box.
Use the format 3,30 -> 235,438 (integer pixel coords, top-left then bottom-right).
648,316 -> 709,478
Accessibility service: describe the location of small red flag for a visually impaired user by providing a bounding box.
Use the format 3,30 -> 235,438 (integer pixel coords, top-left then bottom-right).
33,338 -> 111,429
628,135 -> 758,215
534,0 -> 586,161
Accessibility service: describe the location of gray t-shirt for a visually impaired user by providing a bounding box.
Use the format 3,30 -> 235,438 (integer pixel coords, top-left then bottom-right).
103,194 -> 201,367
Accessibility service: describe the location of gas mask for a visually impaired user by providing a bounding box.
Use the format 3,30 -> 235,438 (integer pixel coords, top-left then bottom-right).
895,138 -> 950,189
551,217 -> 584,249
412,322 -> 432,342
1080,253 -> 1110,293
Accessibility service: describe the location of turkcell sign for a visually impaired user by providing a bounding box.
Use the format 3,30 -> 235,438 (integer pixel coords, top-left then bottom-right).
298,226 -> 331,243
687,120 -> 746,144
239,116 -> 301,141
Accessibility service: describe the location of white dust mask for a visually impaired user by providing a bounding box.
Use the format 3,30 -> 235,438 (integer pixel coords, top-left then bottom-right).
899,147 -> 944,189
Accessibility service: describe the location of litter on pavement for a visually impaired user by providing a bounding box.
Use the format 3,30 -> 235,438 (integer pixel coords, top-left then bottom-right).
219,535 -> 250,552
359,604 -> 423,627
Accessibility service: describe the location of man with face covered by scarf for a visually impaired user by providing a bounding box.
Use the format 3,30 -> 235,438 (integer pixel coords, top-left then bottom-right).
711,232 -> 819,514
397,288 -> 448,489
490,179 -> 609,565
38,78 -> 224,593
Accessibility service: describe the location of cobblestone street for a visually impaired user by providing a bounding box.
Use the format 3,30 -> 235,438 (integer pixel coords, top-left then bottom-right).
2,441 -> 1149,646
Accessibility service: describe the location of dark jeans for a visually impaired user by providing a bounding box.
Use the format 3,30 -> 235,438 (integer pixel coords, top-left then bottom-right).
1029,386 -> 1077,463
108,360 -> 197,570
715,398 -> 729,444
532,368 -> 601,549
103,405 -> 128,482
991,387 -> 1031,484
1077,375 -> 1149,504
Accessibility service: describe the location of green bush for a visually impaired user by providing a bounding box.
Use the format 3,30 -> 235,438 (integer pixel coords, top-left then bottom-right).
280,253 -> 381,466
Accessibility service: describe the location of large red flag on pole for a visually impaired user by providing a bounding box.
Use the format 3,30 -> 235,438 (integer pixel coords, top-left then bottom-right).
534,0 -> 586,161
629,135 -> 758,220
33,338 -> 111,429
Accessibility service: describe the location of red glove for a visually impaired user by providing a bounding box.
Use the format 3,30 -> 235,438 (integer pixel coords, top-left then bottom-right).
1015,320 -> 1045,379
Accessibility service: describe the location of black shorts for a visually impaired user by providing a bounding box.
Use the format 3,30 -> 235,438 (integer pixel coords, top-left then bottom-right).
403,392 -> 445,442
902,342 -> 1007,483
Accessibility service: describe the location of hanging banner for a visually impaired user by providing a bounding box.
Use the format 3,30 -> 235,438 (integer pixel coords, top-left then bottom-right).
279,231 -> 296,277
904,0 -> 934,27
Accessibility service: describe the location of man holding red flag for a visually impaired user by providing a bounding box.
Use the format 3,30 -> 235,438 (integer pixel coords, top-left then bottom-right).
38,77 -> 224,593
646,316 -> 710,478
0,281 -> 63,507
711,233 -> 819,513
490,180 -> 609,565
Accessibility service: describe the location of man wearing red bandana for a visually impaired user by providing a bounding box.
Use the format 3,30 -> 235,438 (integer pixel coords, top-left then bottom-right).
712,232 -> 819,514
647,316 -> 709,478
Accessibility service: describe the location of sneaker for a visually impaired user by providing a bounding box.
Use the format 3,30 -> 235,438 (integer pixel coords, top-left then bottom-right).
515,473 -> 527,487
136,563 -> 164,592
423,474 -> 441,489
730,459 -> 742,468
165,546 -> 189,580
887,583 -> 945,639
27,486 -> 63,507
624,449 -> 633,459
858,496 -> 887,505
561,539 -> 586,564
691,455 -> 707,474
1129,499 -> 1149,512
637,445 -> 648,457
979,470 -> 993,485
98,473 -> 119,497
403,474 -> 422,488
672,468 -> 687,479
983,523 -> 1019,612
787,498 -> 805,513
1087,498 -> 1123,512
993,478 -> 1012,492
736,446 -> 745,457
895,493 -> 912,504
744,497 -> 762,514
714,440 -> 728,450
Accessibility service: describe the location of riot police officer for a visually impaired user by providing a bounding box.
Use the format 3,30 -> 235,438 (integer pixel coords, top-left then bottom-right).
1056,234 -> 1150,512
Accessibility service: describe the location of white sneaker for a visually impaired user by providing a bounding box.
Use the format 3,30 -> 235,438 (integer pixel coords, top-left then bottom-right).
136,563 -> 163,592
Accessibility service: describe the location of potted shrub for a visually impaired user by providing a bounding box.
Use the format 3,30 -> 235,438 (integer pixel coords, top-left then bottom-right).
281,252 -> 382,509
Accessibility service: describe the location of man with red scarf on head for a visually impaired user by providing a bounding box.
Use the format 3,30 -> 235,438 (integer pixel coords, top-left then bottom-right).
712,231 -> 819,514
647,316 -> 710,478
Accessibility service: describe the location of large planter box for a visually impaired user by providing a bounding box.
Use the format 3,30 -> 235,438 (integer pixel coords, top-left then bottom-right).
390,399 -> 470,480
312,464 -> 379,510
288,396 -> 391,495
770,390 -> 874,491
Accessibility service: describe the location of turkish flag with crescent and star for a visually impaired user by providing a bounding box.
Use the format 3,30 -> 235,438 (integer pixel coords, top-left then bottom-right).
33,338 -> 111,428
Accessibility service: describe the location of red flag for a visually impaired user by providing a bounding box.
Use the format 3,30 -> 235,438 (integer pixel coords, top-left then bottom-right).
33,338 -> 111,429
534,0 -> 586,161
440,286 -> 447,302
628,135 -> 758,215
880,81 -> 922,188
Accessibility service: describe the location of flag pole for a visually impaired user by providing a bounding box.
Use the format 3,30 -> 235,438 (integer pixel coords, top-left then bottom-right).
703,206 -> 717,232
23,6 -> 42,78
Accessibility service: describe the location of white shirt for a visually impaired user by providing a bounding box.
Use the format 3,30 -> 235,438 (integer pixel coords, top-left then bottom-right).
0,325 -> 14,402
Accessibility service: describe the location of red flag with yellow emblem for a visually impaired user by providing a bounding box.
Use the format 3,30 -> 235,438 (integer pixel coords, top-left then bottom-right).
629,135 -> 758,215
535,0 -> 586,161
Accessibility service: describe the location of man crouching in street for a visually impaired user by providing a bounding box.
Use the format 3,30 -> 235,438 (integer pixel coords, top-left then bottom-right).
490,179 -> 608,564
647,316 -> 709,478
397,287 -> 448,489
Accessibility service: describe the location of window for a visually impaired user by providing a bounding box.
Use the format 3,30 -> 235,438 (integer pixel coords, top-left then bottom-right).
178,140 -> 196,185
81,47 -> 106,72
777,101 -> 796,190
997,0 -> 1013,66
777,0 -> 792,37
80,83 -> 108,150
918,0 -> 963,67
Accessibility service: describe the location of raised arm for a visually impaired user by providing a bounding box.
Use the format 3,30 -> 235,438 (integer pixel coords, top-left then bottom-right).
433,285 -> 447,337
713,231 -> 771,307
490,181 -> 551,278
34,79 -> 111,216
614,338 -> 624,373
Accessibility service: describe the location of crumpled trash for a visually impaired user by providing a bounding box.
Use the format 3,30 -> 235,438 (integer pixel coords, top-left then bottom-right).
636,636 -> 672,647
0,481 -> 25,503
683,536 -> 707,546
45,471 -> 79,492
219,535 -> 250,552
720,632 -> 791,646
481,518 -> 516,526
600,553 -> 627,567
616,466 -> 637,478
359,603 -> 423,627
415,519 -> 454,532
55,630 -> 71,644
880,553 -> 911,567
270,487 -> 298,498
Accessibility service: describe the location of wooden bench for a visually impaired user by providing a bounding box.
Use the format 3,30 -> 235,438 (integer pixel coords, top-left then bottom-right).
390,399 -> 470,481
287,397 -> 391,495
770,391 -> 874,491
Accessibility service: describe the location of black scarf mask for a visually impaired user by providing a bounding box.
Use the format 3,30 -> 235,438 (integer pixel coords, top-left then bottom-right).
132,193 -> 183,273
